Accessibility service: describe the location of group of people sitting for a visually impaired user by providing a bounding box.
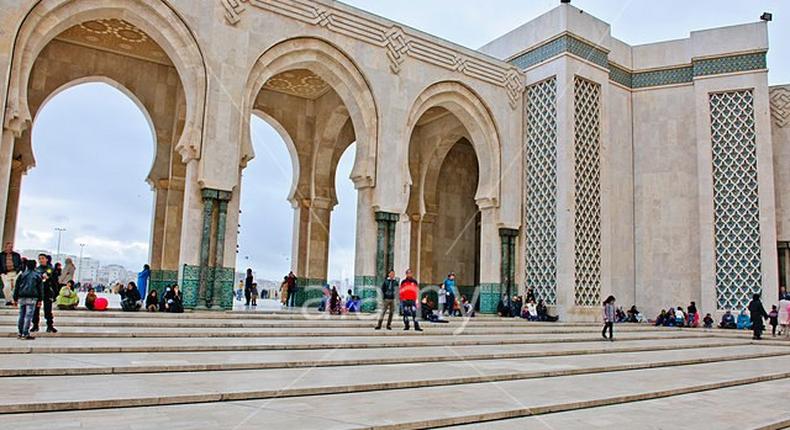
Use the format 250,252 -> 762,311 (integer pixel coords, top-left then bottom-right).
653,302 -> 701,327
118,282 -> 183,313
318,286 -> 361,315
496,289 -> 558,322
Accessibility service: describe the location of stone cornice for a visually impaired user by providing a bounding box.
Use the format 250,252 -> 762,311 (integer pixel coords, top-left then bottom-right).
509,32 -> 768,90
220,0 -> 525,109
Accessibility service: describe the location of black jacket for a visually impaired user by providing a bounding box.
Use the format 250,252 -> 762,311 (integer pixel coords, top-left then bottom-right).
380,277 -> 399,300
748,299 -> 768,322
0,251 -> 22,274
120,286 -> 142,302
13,269 -> 43,301
35,265 -> 58,300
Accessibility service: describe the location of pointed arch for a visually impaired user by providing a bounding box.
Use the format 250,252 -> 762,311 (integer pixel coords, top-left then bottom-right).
242,37 -> 378,189
3,0 -> 206,161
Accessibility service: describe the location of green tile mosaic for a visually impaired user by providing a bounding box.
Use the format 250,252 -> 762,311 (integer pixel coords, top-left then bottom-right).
478,283 -> 502,314
149,269 -> 178,297
293,278 -> 327,308
355,275 -> 378,313
632,66 -> 693,88
694,52 -> 766,77
511,35 -> 608,70
180,264 -> 201,309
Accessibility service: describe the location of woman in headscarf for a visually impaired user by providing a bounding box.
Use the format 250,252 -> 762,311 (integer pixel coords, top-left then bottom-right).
59,257 -> 76,286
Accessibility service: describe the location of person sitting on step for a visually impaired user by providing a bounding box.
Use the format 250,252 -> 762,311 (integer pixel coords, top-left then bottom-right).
719,310 -> 737,329
536,299 -> 558,322
736,309 -> 752,330
703,313 -> 714,329
163,284 -> 184,313
145,289 -> 159,312
84,286 -> 98,311
119,281 -> 142,311
55,280 -> 79,310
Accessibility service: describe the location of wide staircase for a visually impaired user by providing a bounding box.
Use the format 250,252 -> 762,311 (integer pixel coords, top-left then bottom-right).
0,308 -> 788,429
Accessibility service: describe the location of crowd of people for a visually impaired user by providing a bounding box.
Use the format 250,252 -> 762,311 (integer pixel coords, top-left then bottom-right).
495,288 -> 559,322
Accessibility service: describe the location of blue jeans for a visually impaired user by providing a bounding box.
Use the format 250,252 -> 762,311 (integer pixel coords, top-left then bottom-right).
17,297 -> 37,336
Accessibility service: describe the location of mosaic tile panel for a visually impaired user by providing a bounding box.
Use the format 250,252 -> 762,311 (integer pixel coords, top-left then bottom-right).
180,264 -> 201,309
478,283 -> 502,314
212,266 -> 236,310
510,35 -> 607,70
608,62 -> 632,88
149,269 -> 178,297
354,275 -> 378,313
632,66 -> 693,89
294,278 -> 327,308
524,77 -> 558,305
573,77 -> 602,307
709,90 -> 763,310
695,52 -> 766,77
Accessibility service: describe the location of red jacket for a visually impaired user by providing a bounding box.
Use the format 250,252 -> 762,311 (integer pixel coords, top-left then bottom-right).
399,277 -> 418,301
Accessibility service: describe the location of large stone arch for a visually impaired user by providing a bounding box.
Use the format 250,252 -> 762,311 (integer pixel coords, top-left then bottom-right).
404,81 -> 501,208
4,0 -> 206,161
241,37 -> 378,189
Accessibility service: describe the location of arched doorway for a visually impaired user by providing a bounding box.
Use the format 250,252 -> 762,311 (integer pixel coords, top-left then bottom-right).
240,38 -> 376,307
403,82 -> 502,313
1,8 -> 204,299
16,82 -> 154,285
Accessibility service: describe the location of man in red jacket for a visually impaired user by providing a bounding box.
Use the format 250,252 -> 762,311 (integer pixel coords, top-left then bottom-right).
399,269 -> 422,331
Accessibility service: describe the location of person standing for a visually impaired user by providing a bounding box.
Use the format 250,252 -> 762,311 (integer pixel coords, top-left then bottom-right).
748,293 -> 769,340
32,254 -> 57,333
437,283 -> 447,316
602,295 -> 616,341
286,271 -> 297,307
443,272 -> 457,316
1,242 -> 23,306
375,270 -> 398,330
768,305 -> 779,337
244,268 -> 254,306
59,257 -> 76,286
13,260 -> 42,340
399,269 -> 422,332
137,264 -> 151,298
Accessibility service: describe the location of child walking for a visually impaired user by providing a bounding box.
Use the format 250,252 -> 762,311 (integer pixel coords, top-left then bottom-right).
768,305 -> 779,337
602,295 -> 616,341
250,282 -> 259,306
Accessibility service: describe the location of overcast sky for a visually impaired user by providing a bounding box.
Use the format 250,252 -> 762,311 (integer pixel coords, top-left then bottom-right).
15,0 -> 789,280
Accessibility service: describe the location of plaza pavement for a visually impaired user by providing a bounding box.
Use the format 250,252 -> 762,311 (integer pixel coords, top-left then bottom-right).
0,308 -> 787,429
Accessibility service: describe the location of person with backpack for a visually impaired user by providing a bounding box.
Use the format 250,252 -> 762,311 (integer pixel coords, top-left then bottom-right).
13,260 -> 43,340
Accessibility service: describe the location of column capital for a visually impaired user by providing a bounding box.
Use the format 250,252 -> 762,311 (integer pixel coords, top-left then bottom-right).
375,211 -> 400,223
499,227 -> 519,238
201,187 -> 232,201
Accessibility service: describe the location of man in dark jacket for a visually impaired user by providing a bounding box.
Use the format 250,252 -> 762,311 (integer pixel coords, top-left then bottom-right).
31,254 -> 57,333
13,260 -> 43,339
1,241 -> 23,306
748,293 -> 769,340
375,270 -> 399,330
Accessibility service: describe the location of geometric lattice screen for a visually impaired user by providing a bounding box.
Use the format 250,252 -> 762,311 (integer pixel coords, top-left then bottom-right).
524,77 -> 558,304
573,77 -> 602,307
710,90 -> 762,310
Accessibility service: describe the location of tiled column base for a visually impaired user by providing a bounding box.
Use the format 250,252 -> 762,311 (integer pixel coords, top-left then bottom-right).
479,283 -> 502,314
150,270 -> 179,297
181,265 -> 234,310
355,276 -> 378,313
294,278 -> 326,308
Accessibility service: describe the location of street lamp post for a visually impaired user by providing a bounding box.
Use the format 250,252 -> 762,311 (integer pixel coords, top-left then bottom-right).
54,227 -> 66,264
77,243 -> 86,282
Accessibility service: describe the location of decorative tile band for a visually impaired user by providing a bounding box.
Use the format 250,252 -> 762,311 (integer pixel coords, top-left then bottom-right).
511,34 -> 608,70
510,33 -> 766,89
478,283 -> 502,314
180,264 -> 235,310
149,269 -> 178,297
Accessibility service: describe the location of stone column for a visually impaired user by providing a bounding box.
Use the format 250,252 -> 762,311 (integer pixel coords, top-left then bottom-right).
161,177 -> 185,271
290,197 -> 310,277
196,190 -> 215,310
148,181 -> 168,270
477,204 -> 501,313
210,195 -> 231,309
0,128 -> 20,244
354,186 -> 377,311
2,161 -> 23,245
499,227 -> 519,305
417,212 -> 437,284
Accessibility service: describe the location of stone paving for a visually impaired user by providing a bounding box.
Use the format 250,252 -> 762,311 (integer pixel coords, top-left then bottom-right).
0,309 -> 788,429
